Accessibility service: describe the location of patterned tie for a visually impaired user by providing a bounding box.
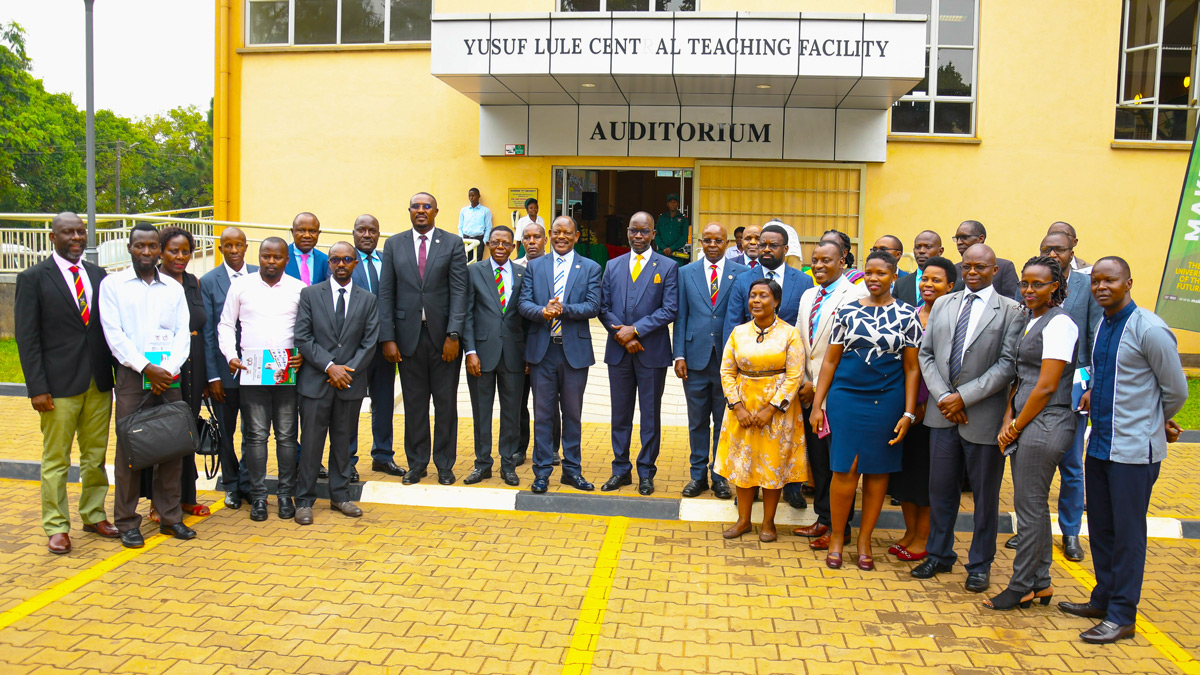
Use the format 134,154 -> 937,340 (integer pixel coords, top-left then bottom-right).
69,265 -> 89,325
709,264 -> 719,307
631,254 -> 643,282
914,268 -> 924,308
335,288 -> 346,335
808,286 -> 827,343
495,265 -> 506,313
948,293 -> 977,386
766,269 -> 776,283
300,253 -> 311,285
551,256 -> 566,336
418,235 -> 428,280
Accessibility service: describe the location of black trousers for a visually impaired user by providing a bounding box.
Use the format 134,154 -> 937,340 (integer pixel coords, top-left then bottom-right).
467,360 -> 523,473
803,406 -> 854,534
1086,456 -> 1160,626
297,393 -> 360,506
214,387 -> 251,496
398,325 -> 462,474
926,427 -> 1004,574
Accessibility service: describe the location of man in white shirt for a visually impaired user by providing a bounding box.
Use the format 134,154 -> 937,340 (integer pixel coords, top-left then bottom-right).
99,223 -> 194,549
459,187 -> 493,263
219,237 -> 306,523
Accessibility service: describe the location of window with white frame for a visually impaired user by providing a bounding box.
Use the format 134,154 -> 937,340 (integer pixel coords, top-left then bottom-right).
1116,0 -> 1199,142
246,0 -> 431,46
890,0 -> 978,136
559,0 -> 695,11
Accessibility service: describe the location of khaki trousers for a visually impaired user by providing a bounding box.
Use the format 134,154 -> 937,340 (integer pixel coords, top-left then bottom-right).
39,378 -> 112,535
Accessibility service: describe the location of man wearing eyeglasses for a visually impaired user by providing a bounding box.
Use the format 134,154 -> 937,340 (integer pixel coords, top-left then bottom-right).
378,193 -> 469,486
950,221 -> 1020,301
871,236 -> 908,277
1048,221 -> 1090,273
722,223 -> 814,345
462,225 -> 528,487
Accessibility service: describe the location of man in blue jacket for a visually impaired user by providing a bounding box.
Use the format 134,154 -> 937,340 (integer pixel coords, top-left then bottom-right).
284,212 -> 329,286
674,222 -> 746,499
722,223 -> 813,344
598,212 -> 679,496
517,215 -> 602,494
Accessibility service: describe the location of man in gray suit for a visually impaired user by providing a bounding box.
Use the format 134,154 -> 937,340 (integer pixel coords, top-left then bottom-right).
913,244 -> 1023,593
378,192 -> 469,485
199,227 -> 256,509
464,225 -> 528,486
292,242 -> 379,524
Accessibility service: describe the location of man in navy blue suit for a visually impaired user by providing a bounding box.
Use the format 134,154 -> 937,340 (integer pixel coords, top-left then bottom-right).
598,212 -> 679,496
284,212 -> 329,286
729,224 -> 761,269
674,222 -> 746,500
722,223 -> 813,344
517,215 -> 601,494
199,227 -> 256,509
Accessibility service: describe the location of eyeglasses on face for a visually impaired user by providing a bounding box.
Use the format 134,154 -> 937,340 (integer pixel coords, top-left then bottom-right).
952,234 -> 977,242
409,203 -> 435,211
1039,246 -> 1071,255
700,238 -> 725,245
1018,280 -> 1053,290
870,246 -> 900,253
329,256 -> 357,265
759,242 -> 784,251
488,240 -> 514,248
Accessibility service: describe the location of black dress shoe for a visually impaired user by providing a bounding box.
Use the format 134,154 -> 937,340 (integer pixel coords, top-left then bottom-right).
160,522 -> 197,540
438,471 -> 456,485
223,492 -> 243,509
911,558 -> 953,579
965,572 -> 990,593
638,477 -> 654,496
552,456 -> 561,466
531,476 -> 549,493
681,479 -> 709,498
513,452 -> 526,467
561,473 -> 594,491
1058,601 -> 1107,619
785,493 -> 807,510
372,460 -> 406,477
501,470 -> 520,486
601,474 -> 632,492
464,468 -> 492,485
1005,534 -> 1020,550
278,496 -> 296,520
120,529 -> 144,549
1081,620 -> 1136,644
318,465 -> 328,479
350,468 -> 360,483
712,478 -> 733,500
250,499 -> 268,521
402,469 -> 427,485
1062,535 -> 1085,562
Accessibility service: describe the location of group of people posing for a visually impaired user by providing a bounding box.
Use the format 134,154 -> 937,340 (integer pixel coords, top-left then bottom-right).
17,202 -> 1187,646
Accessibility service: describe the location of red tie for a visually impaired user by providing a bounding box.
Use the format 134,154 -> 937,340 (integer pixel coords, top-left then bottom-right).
709,264 -> 719,307
418,234 -> 428,280
808,286 -> 827,343
69,265 -> 89,325
749,260 -> 758,269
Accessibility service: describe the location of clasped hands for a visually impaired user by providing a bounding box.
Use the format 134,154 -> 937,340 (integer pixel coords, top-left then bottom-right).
734,402 -> 776,428
610,324 -> 643,354
937,392 -> 968,425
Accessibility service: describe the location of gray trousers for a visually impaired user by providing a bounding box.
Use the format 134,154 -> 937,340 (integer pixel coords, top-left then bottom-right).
1009,405 -> 1076,592
113,366 -> 183,532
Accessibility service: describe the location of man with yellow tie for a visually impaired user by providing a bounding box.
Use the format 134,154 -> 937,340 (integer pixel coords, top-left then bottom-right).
598,211 -> 679,496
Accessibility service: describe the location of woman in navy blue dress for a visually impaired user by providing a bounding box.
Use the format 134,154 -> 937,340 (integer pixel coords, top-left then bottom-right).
810,251 -> 922,571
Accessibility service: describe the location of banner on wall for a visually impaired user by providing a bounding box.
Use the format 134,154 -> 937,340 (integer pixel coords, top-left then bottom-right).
1156,133 -> 1200,333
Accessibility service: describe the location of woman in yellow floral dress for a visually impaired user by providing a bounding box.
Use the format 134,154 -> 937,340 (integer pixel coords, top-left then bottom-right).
715,278 -> 808,542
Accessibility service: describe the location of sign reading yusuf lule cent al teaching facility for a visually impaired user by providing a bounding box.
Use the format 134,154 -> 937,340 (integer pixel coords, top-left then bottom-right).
431,13 -> 927,161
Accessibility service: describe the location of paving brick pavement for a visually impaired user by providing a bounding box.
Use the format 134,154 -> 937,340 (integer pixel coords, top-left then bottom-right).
1,478 -> 1199,675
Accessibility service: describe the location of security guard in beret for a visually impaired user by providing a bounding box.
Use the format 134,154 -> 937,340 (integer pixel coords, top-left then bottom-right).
654,193 -> 690,266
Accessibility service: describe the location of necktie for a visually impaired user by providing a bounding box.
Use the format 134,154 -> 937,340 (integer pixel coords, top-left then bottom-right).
366,254 -> 379,293
551,257 -> 566,336
709,264 -> 719,307
949,293 -> 977,386
808,286 -> 827,343
300,253 -> 311,285
915,268 -> 924,308
766,269 -> 776,283
631,254 -> 643,282
495,265 -> 506,313
418,235 -> 428,280
69,265 -> 89,325
749,259 -> 758,269
335,288 -> 346,335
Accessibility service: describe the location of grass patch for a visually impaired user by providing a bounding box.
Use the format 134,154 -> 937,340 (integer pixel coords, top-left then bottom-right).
1179,377 -> 1200,431
0,338 -> 22,383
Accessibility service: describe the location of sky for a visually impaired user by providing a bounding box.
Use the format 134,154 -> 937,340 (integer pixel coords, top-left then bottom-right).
1,0 -> 214,120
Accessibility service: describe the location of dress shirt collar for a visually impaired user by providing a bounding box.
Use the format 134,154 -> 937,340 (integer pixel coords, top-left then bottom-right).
553,249 -> 576,268
224,262 -> 248,279
1103,300 -> 1137,325
629,250 -> 649,271
965,283 -> 995,304
52,251 -> 84,273
358,248 -> 380,263
704,256 -> 725,279
490,259 -> 510,276
332,279 -> 353,304
821,274 -> 844,293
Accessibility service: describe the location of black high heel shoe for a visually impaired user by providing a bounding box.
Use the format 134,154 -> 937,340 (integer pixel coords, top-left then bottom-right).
983,588 -> 1035,610
1031,585 -> 1054,606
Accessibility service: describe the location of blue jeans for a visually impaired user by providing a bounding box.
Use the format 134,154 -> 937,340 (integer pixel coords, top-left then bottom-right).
1056,381 -> 1088,536
240,386 -> 298,501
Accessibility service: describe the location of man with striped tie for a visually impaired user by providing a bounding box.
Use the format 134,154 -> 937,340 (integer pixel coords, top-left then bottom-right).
518,215 -> 602,494
16,212 -> 118,554
914,244 -> 1023,593
463,225 -> 528,486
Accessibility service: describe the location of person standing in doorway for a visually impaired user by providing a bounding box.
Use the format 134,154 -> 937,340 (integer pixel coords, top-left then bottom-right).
655,193 -> 690,266
725,226 -> 746,261
459,187 -> 492,263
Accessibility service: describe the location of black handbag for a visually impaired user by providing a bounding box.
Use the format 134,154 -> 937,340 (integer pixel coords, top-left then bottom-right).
116,392 -> 199,471
195,397 -> 223,480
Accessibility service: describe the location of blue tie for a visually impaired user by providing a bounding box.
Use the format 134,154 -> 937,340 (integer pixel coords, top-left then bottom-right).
551,257 -> 566,336
948,293 -> 977,387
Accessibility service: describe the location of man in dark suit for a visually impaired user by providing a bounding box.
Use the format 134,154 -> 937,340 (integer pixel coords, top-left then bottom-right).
200,227 -> 257,509
674,222 -> 746,499
598,212 -> 679,496
723,223 -> 814,343
729,224 -> 761,269
463,225 -> 528,486
378,192 -> 469,486
518,215 -> 602,494
951,220 -> 1019,300
894,230 -> 944,306
292,242 -> 379,525
285,212 -> 329,286
915,243 -> 1023,593
348,214 -> 404,479
15,212 -> 118,554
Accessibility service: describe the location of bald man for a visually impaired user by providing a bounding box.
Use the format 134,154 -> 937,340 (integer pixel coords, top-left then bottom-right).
894,230 -> 944,306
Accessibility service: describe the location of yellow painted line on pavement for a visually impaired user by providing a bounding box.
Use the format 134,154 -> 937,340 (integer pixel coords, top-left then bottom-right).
1054,548 -> 1200,675
0,501 -> 224,631
563,516 -> 629,675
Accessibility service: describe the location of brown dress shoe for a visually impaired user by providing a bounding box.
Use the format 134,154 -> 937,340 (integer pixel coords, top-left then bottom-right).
83,520 -> 119,538
793,522 -> 829,538
330,501 -> 363,517
809,532 -> 851,550
48,533 -> 71,554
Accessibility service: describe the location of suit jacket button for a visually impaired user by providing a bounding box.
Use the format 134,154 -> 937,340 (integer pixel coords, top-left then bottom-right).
338,343 -> 343,348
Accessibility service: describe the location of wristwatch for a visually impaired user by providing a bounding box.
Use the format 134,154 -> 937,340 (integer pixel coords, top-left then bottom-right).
447,332 -> 460,341
727,401 -> 740,411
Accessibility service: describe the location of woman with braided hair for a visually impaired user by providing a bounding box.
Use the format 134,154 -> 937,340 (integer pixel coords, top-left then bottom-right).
984,256 -> 1077,610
